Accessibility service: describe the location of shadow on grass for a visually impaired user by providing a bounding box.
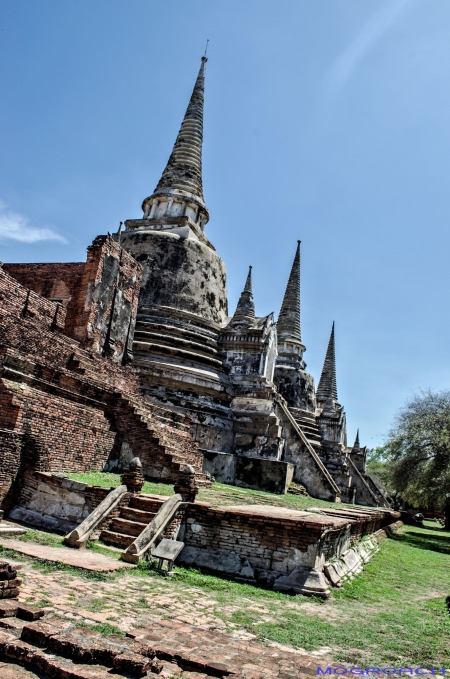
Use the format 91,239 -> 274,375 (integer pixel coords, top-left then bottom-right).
391,529 -> 450,555
424,525 -> 447,532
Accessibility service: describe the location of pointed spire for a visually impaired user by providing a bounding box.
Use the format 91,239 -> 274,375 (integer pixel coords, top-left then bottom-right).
353,429 -> 360,450
317,322 -> 338,403
151,57 -> 207,208
277,241 -> 301,342
229,266 -> 255,325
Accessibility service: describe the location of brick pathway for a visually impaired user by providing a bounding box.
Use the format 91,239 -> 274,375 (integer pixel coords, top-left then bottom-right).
0,615 -> 342,679
0,540 -> 132,572
0,555 -> 337,677
128,616 -> 333,678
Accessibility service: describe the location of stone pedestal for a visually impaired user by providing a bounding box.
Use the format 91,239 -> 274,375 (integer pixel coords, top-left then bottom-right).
121,457 -> 145,494
174,465 -> 199,502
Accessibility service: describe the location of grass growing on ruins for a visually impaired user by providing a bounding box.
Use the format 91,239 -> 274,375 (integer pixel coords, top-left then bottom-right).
148,523 -> 450,666
5,479 -> 449,665
67,471 -> 344,510
1,523 -> 449,665
15,529 -> 65,548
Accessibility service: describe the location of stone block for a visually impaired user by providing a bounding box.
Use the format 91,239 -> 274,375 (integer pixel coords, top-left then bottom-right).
17,604 -> 45,621
61,478 -> 87,492
0,589 -> 19,599
113,652 -> 151,676
201,450 -> 236,484
21,621 -> 62,647
235,456 -> 294,494
274,566 -> 330,598
0,601 -> 18,618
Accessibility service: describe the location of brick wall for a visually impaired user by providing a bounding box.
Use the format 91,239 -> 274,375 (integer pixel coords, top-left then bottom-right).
2,262 -> 84,335
0,380 -> 116,473
0,256 -> 201,511
3,235 -> 142,365
71,236 -> 142,363
0,266 -> 66,332
18,471 -> 112,512
182,504 -> 337,572
181,503 -> 396,575
0,430 -> 24,512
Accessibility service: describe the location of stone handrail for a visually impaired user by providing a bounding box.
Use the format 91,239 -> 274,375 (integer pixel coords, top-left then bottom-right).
64,484 -> 128,548
276,397 -> 342,500
121,493 -> 187,564
347,457 -> 390,508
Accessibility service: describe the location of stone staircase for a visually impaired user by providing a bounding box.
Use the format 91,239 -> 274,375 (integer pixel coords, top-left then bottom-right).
100,495 -> 163,550
117,394 -> 212,487
292,409 -> 322,449
68,340 -> 213,488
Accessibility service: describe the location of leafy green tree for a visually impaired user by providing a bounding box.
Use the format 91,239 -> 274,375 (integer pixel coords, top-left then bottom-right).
385,390 -> 450,529
366,446 -> 389,483
365,446 -> 395,499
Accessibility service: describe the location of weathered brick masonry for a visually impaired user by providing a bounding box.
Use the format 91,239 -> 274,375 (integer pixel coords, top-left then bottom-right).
4,235 -> 142,363
2,262 -> 84,338
0,237 -> 206,511
177,502 -> 400,594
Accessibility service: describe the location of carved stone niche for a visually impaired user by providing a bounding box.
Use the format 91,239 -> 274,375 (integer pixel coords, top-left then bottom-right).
173,464 -> 199,503
120,457 -> 145,494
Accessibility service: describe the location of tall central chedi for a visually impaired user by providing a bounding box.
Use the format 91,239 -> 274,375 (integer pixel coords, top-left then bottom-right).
119,57 -> 233,453
122,56 -> 227,326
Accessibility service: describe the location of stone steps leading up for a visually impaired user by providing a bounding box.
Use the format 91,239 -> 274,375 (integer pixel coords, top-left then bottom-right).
118,393 -> 209,485
99,530 -> 135,549
120,507 -> 156,524
294,410 -> 323,448
109,517 -> 148,538
128,496 -> 165,513
101,495 -> 163,551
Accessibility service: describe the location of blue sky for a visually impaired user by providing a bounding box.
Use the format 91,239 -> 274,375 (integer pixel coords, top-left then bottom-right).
1,0 -> 450,447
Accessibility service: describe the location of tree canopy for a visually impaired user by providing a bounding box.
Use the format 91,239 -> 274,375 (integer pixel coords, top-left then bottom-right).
384,389 -> 450,528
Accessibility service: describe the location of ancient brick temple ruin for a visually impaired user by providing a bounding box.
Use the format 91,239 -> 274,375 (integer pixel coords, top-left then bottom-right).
0,56 -> 387,509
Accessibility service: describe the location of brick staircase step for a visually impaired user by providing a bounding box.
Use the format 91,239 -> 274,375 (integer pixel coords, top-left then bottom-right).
120,507 -> 156,524
109,518 -> 148,538
99,531 -> 135,549
128,496 -> 165,513
5,621 -> 158,678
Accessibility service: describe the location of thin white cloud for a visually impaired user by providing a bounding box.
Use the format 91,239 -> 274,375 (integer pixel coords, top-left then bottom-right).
0,201 -> 67,244
326,0 -> 414,94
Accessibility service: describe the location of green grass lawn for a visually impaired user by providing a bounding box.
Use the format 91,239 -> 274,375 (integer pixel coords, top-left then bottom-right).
66,470 -> 346,510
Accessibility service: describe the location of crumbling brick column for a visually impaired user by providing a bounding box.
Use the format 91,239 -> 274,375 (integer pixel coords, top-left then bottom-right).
173,464 -> 199,502
0,561 -> 22,600
120,457 -> 145,494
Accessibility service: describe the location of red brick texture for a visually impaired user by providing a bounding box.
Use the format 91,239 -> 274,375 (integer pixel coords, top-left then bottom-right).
181,503 -> 399,574
70,236 -> 142,363
0,245 -> 203,511
2,262 -> 84,337
4,235 -> 142,364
